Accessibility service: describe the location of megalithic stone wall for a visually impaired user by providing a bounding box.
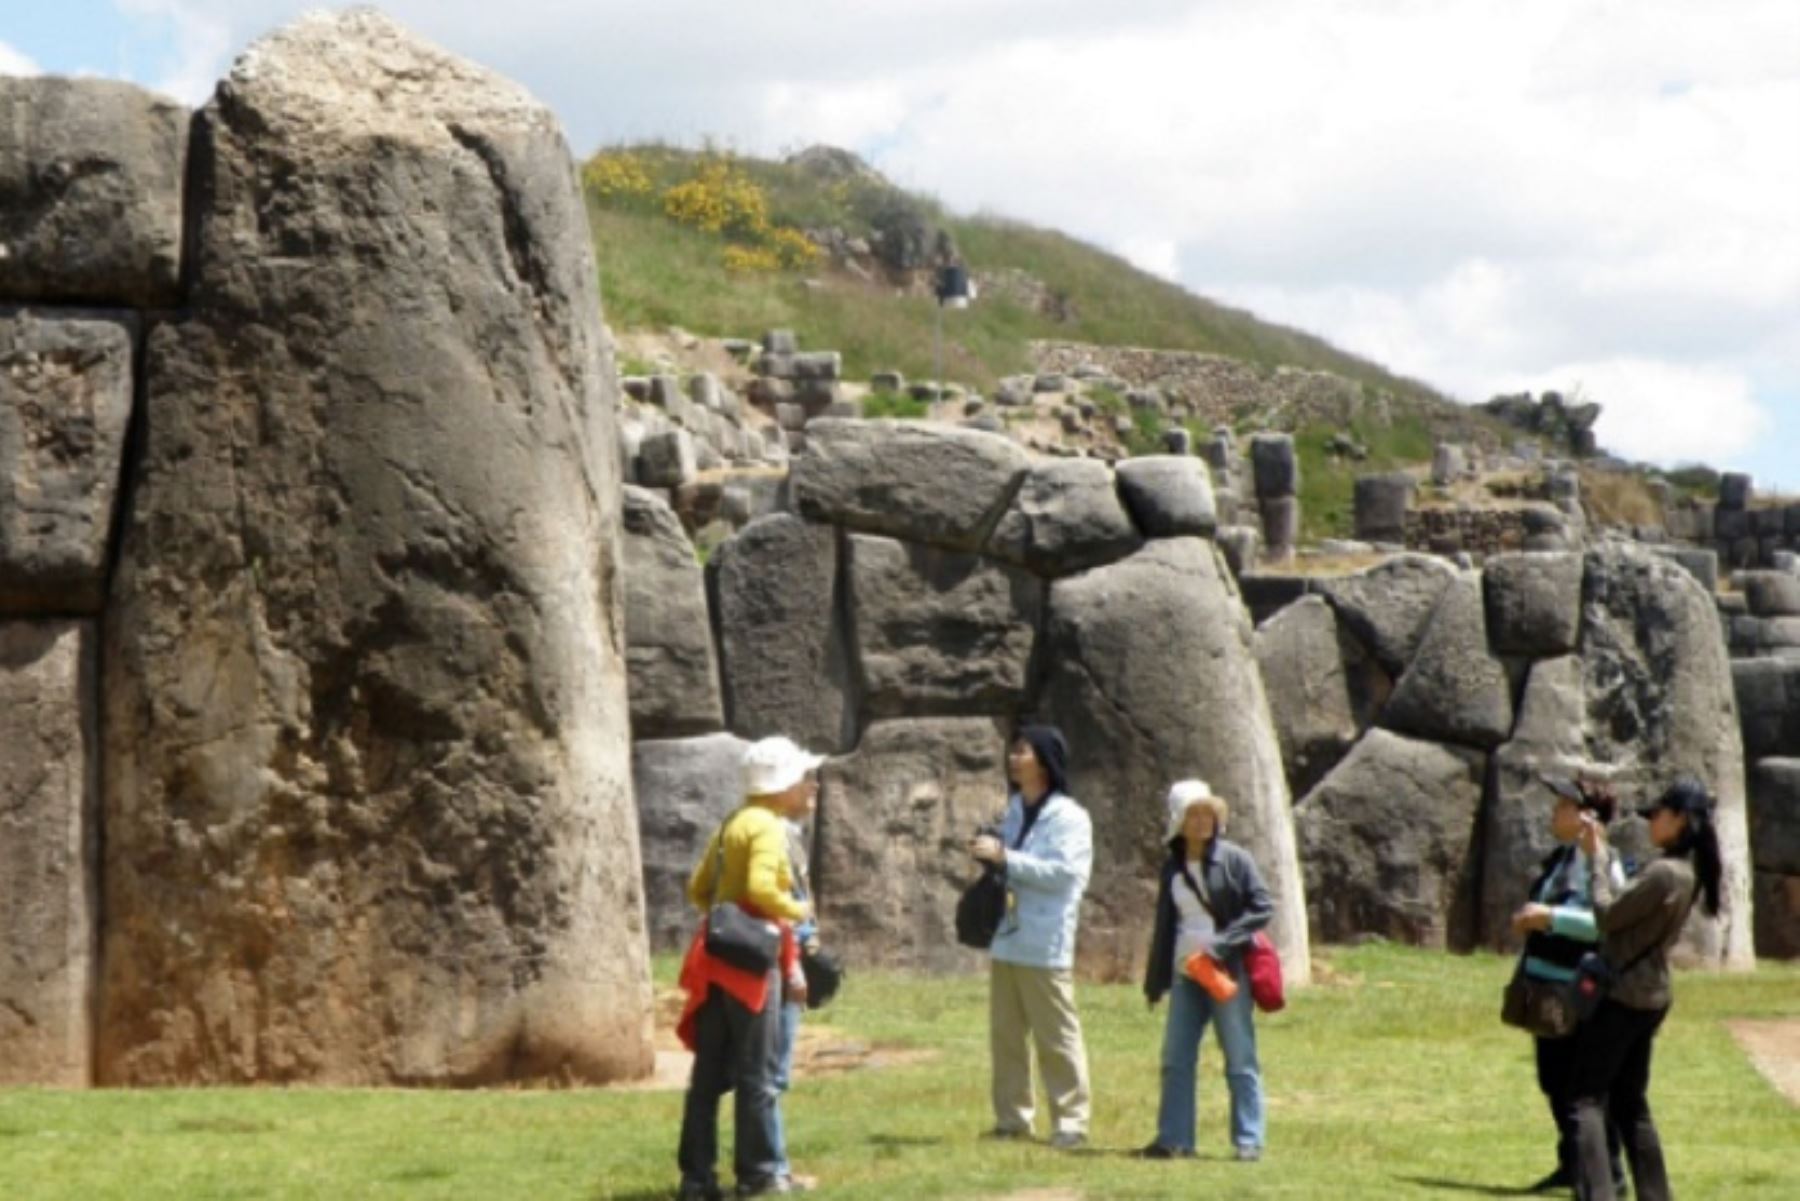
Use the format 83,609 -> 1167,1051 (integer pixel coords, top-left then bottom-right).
88,11 -> 651,1085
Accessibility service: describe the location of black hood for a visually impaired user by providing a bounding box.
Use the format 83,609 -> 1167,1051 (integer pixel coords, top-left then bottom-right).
1014,724 -> 1070,800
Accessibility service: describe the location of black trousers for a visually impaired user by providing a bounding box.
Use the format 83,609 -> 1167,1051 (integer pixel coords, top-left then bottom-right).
677,977 -> 782,1190
1536,1032 -> 1623,1181
1570,1000 -> 1671,1201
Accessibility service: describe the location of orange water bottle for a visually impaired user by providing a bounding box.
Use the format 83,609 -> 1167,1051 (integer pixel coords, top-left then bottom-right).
1185,951 -> 1239,1002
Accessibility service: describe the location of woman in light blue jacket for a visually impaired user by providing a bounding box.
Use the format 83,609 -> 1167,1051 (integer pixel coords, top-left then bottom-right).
970,725 -> 1094,1149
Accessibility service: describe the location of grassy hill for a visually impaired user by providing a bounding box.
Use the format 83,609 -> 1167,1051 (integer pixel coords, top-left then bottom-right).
583,144 -> 1529,538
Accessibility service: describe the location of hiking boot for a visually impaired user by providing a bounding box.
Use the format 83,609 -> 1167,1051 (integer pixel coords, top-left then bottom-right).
1234,1145 -> 1262,1162
1048,1130 -> 1087,1150
1133,1141 -> 1193,1160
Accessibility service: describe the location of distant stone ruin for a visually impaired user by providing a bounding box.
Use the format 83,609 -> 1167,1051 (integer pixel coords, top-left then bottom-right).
1,11 -> 650,1086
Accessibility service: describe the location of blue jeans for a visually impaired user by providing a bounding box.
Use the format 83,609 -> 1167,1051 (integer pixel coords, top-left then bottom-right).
677,978 -> 783,1191
769,999 -> 803,1175
1156,964 -> 1264,1153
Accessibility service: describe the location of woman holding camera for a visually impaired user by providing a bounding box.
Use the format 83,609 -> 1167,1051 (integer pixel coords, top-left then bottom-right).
1567,778 -> 1724,1201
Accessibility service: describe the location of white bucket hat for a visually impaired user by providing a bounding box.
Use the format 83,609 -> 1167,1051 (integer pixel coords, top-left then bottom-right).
1164,779 -> 1216,841
742,736 -> 826,797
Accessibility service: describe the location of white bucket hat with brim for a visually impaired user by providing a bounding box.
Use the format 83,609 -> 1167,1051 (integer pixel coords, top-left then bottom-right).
742,736 -> 826,797
1164,779 -> 1214,841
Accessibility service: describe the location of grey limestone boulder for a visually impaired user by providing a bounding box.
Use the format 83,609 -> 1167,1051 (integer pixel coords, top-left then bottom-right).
1295,729 -> 1487,949
0,78 -> 187,307
0,310 -> 136,614
633,733 -> 752,953
639,428 -> 697,487
1115,455 -> 1217,539
1253,595 -> 1386,797
988,458 -> 1142,576
848,534 -> 1040,719
1352,473 -> 1413,544
710,513 -> 853,753
1382,573 -> 1514,749
100,11 -> 650,1085
1484,552 -> 1583,657
815,718 -> 1003,973
1317,553 -> 1458,674
1249,433 -> 1298,499
792,418 -> 1028,552
622,487 -> 723,739
0,621 -> 98,1086
1035,538 -> 1309,985
1734,659 -> 1800,759
1750,758 -> 1800,876
1753,872 -> 1800,959
1215,524 -> 1260,577
1578,545 -> 1754,966
1742,571 -> 1800,617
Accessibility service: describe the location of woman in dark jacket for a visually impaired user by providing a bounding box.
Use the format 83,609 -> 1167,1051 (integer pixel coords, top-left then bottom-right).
1138,779 -> 1274,1162
1569,778 -> 1724,1201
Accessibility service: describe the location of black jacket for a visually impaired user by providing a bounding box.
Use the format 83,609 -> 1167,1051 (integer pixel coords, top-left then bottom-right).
1144,836 -> 1274,1005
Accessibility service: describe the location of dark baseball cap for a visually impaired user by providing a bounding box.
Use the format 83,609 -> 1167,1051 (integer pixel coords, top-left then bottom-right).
1541,774 -> 1584,803
1637,778 -> 1712,821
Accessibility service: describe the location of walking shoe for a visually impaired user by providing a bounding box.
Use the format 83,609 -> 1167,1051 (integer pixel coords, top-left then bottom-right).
676,1182 -> 723,1201
981,1126 -> 1031,1141
734,1176 -> 791,1197
1234,1145 -> 1262,1162
1133,1141 -> 1193,1159
1048,1130 -> 1087,1150
1528,1168 -> 1571,1193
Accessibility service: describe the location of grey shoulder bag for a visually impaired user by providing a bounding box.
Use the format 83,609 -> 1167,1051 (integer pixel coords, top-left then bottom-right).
703,810 -> 783,973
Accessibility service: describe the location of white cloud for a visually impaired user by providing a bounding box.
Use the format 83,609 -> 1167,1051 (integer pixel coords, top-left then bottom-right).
1508,359 -> 1773,466
92,0 -> 1800,473
0,40 -> 40,76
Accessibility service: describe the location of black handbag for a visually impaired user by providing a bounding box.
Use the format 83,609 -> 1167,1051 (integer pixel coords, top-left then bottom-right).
702,811 -> 782,973
955,866 -> 1008,949
1502,963 -> 1580,1038
800,946 -> 845,1009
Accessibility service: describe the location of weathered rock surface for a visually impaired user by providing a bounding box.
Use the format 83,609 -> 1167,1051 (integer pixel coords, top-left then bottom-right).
1480,744 -> 1586,951
848,534 -> 1040,719
791,418 -> 1028,552
0,621 -> 97,1086
1034,538 -> 1309,984
0,78 -> 187,307
1253,596 -> 1384,797
1577,545 -> 1753,967
1382,573 -> 1514,749
1114,455 -> 1216,539
1295,729 -> 1487,950
988,458 -> 1142,576
99,12 -> 650,1085
711,513 -> 853,752
815,718 -> 1001,973
0,310 -> 136,614
1484,551 -> 1583,657
633,733 -> 751,953
1318,554 -> 1457,673
1749,758 -> 1800,876
1734,660 -> 1800,759
1509,654 -> 1587,759
1741,572 -> 1800,617
1752,871 -> 1800,959
622,487 -> 723,739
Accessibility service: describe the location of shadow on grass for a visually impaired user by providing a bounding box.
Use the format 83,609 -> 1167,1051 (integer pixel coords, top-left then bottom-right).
867,1132 -> 945,1149
1390,1175 -> 1540,1196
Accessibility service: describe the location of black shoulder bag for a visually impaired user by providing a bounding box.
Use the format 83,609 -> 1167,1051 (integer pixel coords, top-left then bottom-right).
702,811 -> 783,973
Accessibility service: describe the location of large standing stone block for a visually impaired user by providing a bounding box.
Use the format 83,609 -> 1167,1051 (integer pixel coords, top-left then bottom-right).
1578,546 -> 1754,967
622,486 -> 723,739
792,418 -> 1028,552
1742,571 -> 1800,617
711,513 -> 853,752
100,12 -> 650,1085
1734,660 -> 1800,760
848,534 -> 1040,719
1752,871 -> 1800,959
1249,433 -> 1298,499
1318,553 -> 1457,674
1115,455 -> 1216,538
1035,538 -> 1310,985
1484,552 -> 1583,657
1382,573 -> 1514,749
988,458 -> 1143,576
0,310 -> 136,614
815,718 -> 1003,973
1749,758 -> 1800,876
1352,473 -> 1413,544
0,621 -> 97,1086
1252,595 -> 1386,797
633,733 -> 751,953
1295,729 -> 1487,950
0,78 -> 187,307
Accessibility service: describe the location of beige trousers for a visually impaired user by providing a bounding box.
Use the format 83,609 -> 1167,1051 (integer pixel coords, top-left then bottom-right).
988,960 -> 1091,1136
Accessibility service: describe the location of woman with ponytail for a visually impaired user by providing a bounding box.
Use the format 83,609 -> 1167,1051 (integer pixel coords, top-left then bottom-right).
1568,778 -> 1723,1201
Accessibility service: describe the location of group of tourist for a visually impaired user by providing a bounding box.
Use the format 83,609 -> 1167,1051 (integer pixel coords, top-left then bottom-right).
669,727 -> 1724,1201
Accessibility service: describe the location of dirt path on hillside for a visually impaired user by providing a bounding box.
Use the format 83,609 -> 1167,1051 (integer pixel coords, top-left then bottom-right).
1727,1019 -> 1800,1105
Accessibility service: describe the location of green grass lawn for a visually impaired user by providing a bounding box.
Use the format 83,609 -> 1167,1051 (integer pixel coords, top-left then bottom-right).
3,945 -> 1795,1199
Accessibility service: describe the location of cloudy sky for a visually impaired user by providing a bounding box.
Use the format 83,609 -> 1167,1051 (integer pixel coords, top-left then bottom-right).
8,1 -> 1797,487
